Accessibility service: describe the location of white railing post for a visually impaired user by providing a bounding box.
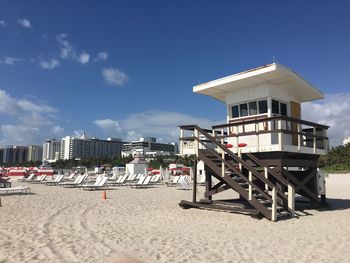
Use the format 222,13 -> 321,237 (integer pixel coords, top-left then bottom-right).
221,128 -> 225,177
278,119 -> 283,151
255,123 -> 259,152
288,184 -> 295,217
323,128 -> 328,151
297,123 -> 301,151
180,129 -> 184,156
264,167 -> 268,191
313,127 -> 317,153
238,148 -> 242,171
248,171 -> 252,200
272,186 -> 277,221
194,129 -> 199,157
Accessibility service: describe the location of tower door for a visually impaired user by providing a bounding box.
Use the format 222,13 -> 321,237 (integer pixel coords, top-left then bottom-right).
290,101 -> 301,146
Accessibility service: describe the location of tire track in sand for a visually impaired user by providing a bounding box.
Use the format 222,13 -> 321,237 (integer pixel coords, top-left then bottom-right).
42,205 -> 77,263
80,205 -> 118,255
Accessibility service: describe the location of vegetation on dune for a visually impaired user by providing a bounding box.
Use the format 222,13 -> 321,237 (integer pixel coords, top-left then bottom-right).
318,143 -> 350,173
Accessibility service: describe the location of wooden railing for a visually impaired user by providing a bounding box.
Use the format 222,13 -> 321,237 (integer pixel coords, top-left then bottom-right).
211,116 -> 329,153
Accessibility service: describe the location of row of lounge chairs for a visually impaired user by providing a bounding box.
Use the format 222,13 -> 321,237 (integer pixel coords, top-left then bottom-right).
13,172 -> 199,193
19,172 -> 163,190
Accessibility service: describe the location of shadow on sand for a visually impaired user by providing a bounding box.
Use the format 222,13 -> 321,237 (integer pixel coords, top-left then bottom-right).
293,197 -> 350,218
326,198 -> 350,211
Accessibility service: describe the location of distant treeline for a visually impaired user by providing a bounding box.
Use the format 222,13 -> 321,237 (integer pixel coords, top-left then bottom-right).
51,155 -> 195,170
319,143 -> 350,172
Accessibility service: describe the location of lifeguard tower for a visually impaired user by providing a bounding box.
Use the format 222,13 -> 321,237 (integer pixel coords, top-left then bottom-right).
179,63 -> 329,221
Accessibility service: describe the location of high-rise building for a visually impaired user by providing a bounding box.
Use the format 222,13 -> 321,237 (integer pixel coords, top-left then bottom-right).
27,145 -> 43,162
0,148 -> 3,163
2,145 -> 28,164
60,134 -> 124,160
42,139 -> 61,162
122,137 -> 176,157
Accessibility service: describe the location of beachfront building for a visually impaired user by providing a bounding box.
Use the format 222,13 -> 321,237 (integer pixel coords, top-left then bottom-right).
122,137 -> 177,157
42,138 -> 61,162
60,134 -> 124,160
179,63 -> 329,221
1,145 -> 28,164
27,145 -> 43,162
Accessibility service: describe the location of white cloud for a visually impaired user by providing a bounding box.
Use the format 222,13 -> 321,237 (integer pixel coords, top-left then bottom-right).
94,119 -> 122,135
0,90 -> 22,115
0,57 -> 23,65
95,52 -> 108,62
0,89 -> 62,145
51,125 -> 64,135
56,34 -> 91,65
1,125 -> 39,144
56,33 -> 75,59
38,58 -> 60,69
0,20 -> 6,27
17,18 -> 32,29
95,110 -> 222,142
78,52 -> 90,64
102,68 -> 128,86
302,92 -> 350,146
17,99 -> 56,113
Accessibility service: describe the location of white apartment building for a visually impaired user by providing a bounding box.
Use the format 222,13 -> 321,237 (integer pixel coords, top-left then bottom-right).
42,139 -> 61,162
122,137 -> 177,157
27,145 -> 43,162
60,134 -> 124,160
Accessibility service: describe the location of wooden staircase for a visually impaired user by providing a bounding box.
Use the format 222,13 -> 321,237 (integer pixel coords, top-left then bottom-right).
179,125 -> 295,221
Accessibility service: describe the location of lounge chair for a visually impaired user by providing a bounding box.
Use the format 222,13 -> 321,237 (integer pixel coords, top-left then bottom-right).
125,173 -> 134,181
111,174 -> 129,186
0,186 -> 31,195
132,176 -> 153,188
125,174 -> 137,183
59,174 -> 88,188
29,174 -> 47,184
59,174 -> 83,187
44,174 -> 65,186
64,172 -> 76,181
91,174 -> 104,183
135,174 -> 144,180
82,176 -> 108,191
131,176 -> 146,188
79,175 -> 104,188
165,175 -> 180,186
150,174 -> 161,184
178,176 -> 190,190
108,171 -> 120,181
18,174 -> 35,182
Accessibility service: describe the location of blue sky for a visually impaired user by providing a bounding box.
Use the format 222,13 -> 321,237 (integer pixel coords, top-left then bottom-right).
0,0 -> 350,146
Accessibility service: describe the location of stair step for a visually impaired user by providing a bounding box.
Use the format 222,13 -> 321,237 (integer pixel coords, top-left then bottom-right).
238,182 -> 249,188
267,206 -> 285,212
277,211 -> 293,220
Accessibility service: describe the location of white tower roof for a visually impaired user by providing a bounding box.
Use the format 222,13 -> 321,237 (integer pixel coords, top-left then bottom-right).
193,63 -> 324,103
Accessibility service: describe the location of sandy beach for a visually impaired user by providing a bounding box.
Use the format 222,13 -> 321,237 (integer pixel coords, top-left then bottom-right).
0,174 -> 350,263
